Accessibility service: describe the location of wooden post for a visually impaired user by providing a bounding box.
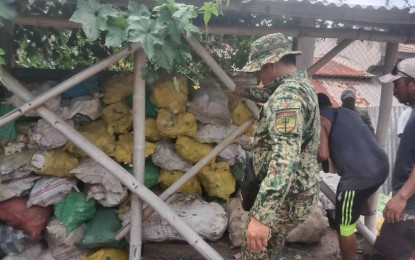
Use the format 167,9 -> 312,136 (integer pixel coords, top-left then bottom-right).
294,18 -> 316,71
1,69 -> 223,260
129,49 -> 146,260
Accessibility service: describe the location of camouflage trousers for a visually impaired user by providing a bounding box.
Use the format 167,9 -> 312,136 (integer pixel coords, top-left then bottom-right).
242,189 -> 318,260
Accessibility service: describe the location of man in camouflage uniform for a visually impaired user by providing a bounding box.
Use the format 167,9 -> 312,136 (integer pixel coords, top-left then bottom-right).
235,33 -> 320,259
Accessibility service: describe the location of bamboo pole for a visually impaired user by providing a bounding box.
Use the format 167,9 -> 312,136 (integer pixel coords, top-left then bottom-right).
184,35 -> 259,120
307,39 -> 354,76
12,16 -> 415,43
1,69 -> 223,260
367,42 -> 399,234
320,179 -> 376,246
0,44 -> 141,128
115,118 -> 255,240
129,49 -> 146,260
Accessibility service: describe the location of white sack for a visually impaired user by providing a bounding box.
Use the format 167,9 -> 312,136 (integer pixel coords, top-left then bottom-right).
0,150 -> 34,175
30,119 -> 74,149
195,124 -> 253,148
0,175 -> 41,202
225,197 -> 249,248
143,193 -> 228,242
27,177 -> 75,207
86,184 -> 128,207
151,141 -> 192,172
2,243 -> 43,260
58,96 -> 101,120
219,144 -> 246,166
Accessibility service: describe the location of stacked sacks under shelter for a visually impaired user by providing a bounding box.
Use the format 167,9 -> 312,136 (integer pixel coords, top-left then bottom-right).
0,72 -> 326,258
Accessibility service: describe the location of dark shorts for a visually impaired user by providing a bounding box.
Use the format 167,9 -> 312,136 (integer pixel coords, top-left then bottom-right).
335,185 -> 379,236
374,219 -> 415,260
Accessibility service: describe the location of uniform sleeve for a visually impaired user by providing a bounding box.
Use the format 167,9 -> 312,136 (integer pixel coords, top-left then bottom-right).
242,86 -> 274,103
250,96 -> 304,227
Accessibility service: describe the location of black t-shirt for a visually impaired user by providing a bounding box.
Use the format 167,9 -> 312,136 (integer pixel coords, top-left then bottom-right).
393,105 -> 415,214
321,107 -> 389,191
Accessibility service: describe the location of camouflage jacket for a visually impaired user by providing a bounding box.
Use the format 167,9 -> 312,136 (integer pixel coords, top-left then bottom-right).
244,71 -> 320,226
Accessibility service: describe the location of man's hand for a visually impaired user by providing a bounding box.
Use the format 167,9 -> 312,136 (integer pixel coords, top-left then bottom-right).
246,217 -> 270,252
383,193 -> 407,223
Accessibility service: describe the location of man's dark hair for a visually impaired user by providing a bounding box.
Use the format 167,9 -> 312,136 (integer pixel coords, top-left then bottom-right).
279,54 -> 297,66
317,93 -> 332,108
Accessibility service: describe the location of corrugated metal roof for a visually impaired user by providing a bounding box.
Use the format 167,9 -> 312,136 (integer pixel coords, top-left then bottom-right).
399,43 -> 415,53
313,58 -> 374,79
312,78 -> 404,107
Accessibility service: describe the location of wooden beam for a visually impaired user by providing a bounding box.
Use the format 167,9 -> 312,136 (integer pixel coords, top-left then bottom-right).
12,16 -> 415,43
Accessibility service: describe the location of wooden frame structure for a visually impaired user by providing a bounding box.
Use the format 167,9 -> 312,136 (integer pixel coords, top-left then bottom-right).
1,0 -> 415,259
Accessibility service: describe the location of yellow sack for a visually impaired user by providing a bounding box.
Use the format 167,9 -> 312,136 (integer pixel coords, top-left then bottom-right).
150,75 -> 188,113
36,149 -> 78,177
145,118 -> 162,142
65,120 -> 116,158
198,161 -> 235,200
101,102 -> 132,135
175,136 -> 213,163
157,109 -> 197,138
102,73 -> 134,104
229,100 -> 254,136
376,215 -> 384,235
112,133 -> 157,164
81,248 -> 128,260
158,170 -> 202,194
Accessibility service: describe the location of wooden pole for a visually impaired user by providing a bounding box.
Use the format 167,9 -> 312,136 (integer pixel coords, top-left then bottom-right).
115,118 -> 254,240
367,42 -> 399,233
129,49 -> 146,260
0,44 -> 141,128
1,69 -> 223,260
307,39 -> 354,76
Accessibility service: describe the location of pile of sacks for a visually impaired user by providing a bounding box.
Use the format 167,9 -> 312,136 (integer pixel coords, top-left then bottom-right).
0,73 -> 327,259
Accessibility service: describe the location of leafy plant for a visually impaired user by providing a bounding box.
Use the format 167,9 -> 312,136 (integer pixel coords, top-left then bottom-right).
0,0 -> 17,79
69,0 -> 228,84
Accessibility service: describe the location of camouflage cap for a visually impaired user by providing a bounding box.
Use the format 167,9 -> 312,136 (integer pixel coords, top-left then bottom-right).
241,33 -> 302,73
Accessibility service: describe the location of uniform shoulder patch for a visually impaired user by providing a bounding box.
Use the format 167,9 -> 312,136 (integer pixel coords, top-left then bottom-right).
274,109 -> 299,133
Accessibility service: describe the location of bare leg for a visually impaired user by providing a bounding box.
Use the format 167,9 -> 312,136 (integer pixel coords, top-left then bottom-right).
338,233 -> 356,260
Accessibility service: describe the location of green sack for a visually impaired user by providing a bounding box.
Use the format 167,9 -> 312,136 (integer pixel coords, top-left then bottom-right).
126,95 -> 158,118
78,206 -> 129,249
0,104 -> 17,141
54,192 -> 97,234
124,160 -> 160,188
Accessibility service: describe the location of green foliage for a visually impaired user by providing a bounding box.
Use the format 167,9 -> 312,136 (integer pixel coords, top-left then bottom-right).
0,0 -> 17,79
70,0 -> 227,83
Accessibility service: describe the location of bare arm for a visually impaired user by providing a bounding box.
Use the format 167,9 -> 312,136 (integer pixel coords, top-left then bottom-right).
317,116 -> 331,162
384,166 -> 415,223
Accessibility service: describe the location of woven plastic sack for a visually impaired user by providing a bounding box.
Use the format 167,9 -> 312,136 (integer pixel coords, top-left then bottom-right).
0,104 -> 17,141
151,141 -> 192,172
225,197 -> 249,248
145,118 -> 162,142
31,149 -> 79,178
1,175 -> 41,202
44,217 -> 86,260
150,75 -> 188,113
0,197 -> 52,239
81,248 -> 128,260
78,206 -> 129,249
187,76 -> 231,125
0,168 -> 31,182
102,73 -> 134,105
195,123 -> 252,145
0,150 -> 34,175
0,224 -> 31,256
175,136 -> 213,163
198,161 -> 236,200
54,192 -> 97,234
123,160 -> 160,188
64,120 -> 116,158
101,101 -> 132,135
62,74 -> 99,99
218,144 -> 246,166
70,158 -> 123,193
112,133 -> 156,164
59,96 -> 101,121
27,176 -> 75,207
229,99 -> 254,136
158,170 -> 202,194
143,193 -> 228,242
86,184 -> 128,208
156,109 -> 197,138
30,119 -> 73,149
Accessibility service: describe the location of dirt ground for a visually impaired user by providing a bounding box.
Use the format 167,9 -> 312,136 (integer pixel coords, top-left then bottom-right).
140,226 -> 365,260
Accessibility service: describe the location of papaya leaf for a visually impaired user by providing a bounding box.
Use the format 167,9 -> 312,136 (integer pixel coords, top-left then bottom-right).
127,2 -> 151,17
0,0 -> 17,20
153,43 -> 175,71
69,0 -> 102,41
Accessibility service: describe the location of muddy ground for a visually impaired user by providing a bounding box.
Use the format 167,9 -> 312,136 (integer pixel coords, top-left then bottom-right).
140,226 -> 372,260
